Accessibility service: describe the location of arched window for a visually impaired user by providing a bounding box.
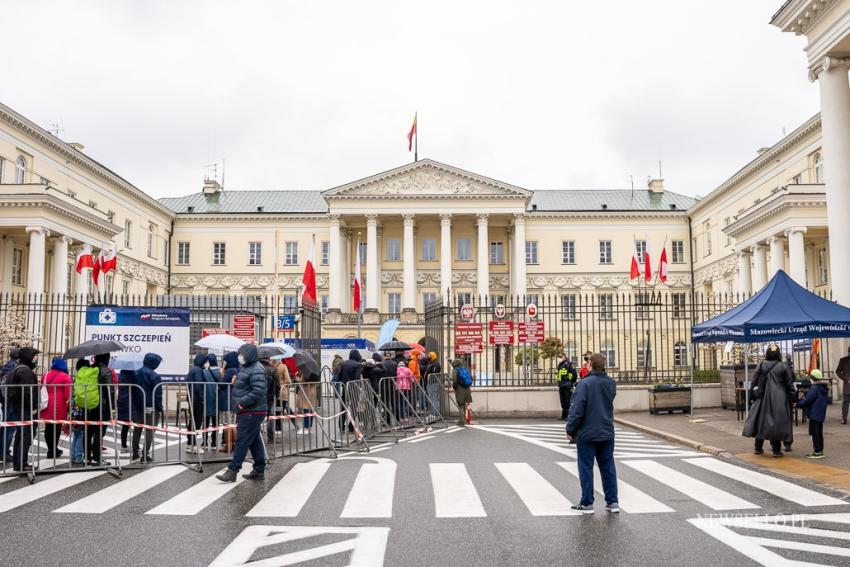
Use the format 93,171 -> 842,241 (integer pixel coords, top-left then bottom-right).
814,152 -> 824,184
637,341 -> 653,369
600,340 -> 617,368
15,156 -> 26,184
674,341 -> 688,367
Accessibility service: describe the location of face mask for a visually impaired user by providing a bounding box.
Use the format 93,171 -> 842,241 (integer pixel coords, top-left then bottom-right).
204,362 -> 210,369
584,356 -> 589,362
238,355 -> 246,366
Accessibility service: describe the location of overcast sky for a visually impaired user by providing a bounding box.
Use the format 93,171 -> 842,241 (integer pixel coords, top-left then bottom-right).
4,1 -> 817,199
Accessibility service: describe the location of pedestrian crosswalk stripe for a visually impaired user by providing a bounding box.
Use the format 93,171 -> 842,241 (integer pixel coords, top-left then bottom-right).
54,465 -> 186,514
624,460 -> 759,510
341,462 -> 396,518
495,463 -> 580,516
145,462 -> 253,516
557,461 -> 673,514
470,426 -> 575,458
246,462 -> 331,517
430,463 -> 486,518
0,471 -> 106,514
684,457 -> 846,507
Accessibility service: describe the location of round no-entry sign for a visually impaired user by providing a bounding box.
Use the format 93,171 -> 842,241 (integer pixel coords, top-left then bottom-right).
460,304 -> 475,320
526,303 -> 538,318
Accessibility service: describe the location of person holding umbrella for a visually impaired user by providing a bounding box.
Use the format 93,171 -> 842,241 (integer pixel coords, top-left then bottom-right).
217,344 -> 267,482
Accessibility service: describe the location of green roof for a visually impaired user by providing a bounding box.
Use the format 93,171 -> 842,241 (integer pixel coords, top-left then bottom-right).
527,189 -> 696,212
159,190 -> 327,214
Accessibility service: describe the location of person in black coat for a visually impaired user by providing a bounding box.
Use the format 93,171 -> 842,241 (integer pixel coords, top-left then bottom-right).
131,353 -> 162,463
556,353 -> 578,420
185,353 -> 209,453
260,356 -> 278,444
337,350 -> 364,431
743,345 -> 796,457
6,347 -> 39,471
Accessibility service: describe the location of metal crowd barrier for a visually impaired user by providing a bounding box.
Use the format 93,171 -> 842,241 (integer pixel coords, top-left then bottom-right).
343,379 -> 401,444
427,372 -> 475,424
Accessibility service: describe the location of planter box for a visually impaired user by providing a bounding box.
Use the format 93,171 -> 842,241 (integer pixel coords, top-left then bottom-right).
649,386 -> 691,415
720,365 -> 757,410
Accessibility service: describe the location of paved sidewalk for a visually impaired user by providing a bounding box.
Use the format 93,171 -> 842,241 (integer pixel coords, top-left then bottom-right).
616,407 -> 850,494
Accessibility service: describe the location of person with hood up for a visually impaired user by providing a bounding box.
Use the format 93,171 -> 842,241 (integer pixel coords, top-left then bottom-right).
835,346 -> 850,425
221,351 -> 240,417
40,357 -> 72,460
92,353 -> 115,461
204,354 -> 223,449
450,358 -> 473,427
1,348 -> 20,462
395,360 -> 414,421
796,368 -> 831,459
338,349 -> 364,431
424,352 -> 442,416
6,347 -> 39,471
743,345 -> 796,457
131,353 -> 162,463
116,369 -> 135,454
363,353 -> 385,400
270,357 -> 292,438
185,353 -> 210,454
70,358 -> 90,465
217,344 -> 267,482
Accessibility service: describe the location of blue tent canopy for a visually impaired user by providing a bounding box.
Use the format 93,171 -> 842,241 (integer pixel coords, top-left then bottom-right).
692,270 -> 850,343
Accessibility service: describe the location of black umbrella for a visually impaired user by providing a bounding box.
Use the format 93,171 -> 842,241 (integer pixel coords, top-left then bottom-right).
293,349 -> 321,381
256,345 -> 285,360
378,340 -> 410,352
64,339 -> 126,359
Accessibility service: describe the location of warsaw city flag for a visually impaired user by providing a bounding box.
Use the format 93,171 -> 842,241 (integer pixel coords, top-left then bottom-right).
658,244 -> 669,283
353,241 -> 362,312
301,240 -> 317,305
76,245 -> 94,273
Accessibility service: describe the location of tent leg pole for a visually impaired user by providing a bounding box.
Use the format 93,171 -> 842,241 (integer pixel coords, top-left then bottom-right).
689,343 -> 695,418
744,352 -> 749,421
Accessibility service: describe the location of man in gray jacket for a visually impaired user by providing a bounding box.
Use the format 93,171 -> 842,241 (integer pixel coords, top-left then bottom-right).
217,344 -> 268,482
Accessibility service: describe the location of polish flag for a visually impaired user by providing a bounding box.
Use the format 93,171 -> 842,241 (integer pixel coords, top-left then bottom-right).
92,250 -> 103,286
407,113 -> 417,152
301,240 -> 317,305
629,241 -> 640,280
643,240 -> 652,282
658,244 -> 669,283
353,241 -> 362,312
101,249 -> 117,274
76,245 -> 94,274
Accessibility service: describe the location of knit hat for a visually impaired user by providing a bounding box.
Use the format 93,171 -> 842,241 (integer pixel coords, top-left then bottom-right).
810,368 -> 823,381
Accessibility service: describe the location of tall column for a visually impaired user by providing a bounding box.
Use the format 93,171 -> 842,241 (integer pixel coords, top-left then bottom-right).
340,229 -> 351,313
513,213 -> 527,299
25,227 -> 48,295
815,57 -> 850,305
1,236 -> 14,294
440,213 -> 452,299
49,236 -> 71,354
736,250 -> 752,296
785,226 -> 807,286
752,243 -> 768,291
476,214 -> 489,301
327,214 -> 341,315
402,213 -> 416,315
365,214 -> 380,317
768,235 -> 786,279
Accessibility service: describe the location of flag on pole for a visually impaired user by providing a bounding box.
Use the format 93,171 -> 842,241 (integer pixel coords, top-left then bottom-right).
658,239 -> 669,283
630,239 -> 641,280
407,113 -> 417,152
92,250 -> 103,286
301,239 -> 317,305
101,248 -> 117,274
76,244 -> 94,274
643,238 -> 652,282
808,338 -> 821,374
353,241 -> 362,312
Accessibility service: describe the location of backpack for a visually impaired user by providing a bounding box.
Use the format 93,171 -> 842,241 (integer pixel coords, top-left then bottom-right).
456,366 -> 473,388
74,366 -> 101,410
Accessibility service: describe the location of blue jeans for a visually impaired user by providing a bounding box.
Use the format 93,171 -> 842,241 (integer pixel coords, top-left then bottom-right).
71,429 -> 84,462
228,413 -> 266,473
576,439 -> 618,506
301,408 -> 313,429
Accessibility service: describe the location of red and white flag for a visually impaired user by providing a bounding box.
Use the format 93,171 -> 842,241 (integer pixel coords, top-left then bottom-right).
643,239 -> 652,282
76,245 -> 94,274
629,241 -> 641,280
101,248 -> 117,274
407,113 -> 417,152
301,239 -> 317,305
353,241 -> 362,312
658,241 -> 669,283
92,250 -> 103,286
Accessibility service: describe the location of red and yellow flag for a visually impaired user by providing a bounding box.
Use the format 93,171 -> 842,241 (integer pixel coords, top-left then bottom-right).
407,113 -> 417,151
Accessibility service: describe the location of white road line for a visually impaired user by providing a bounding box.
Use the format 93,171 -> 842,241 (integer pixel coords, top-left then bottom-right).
495,463 -> 579,516
444,427 -> 465,434
341,462 -> 396,518
746,536 -> 850,558
0,471 -> 106,513
430,463 -> 486,518
246,462 -> 331,517
624,460 -> 759,510
145,462 -> 253,516
471,426 -> 575,458
436,426 -> 461,434
557,461 -> 673,514
684,457 -> 846,507
408,436 -> 434,444
54,465 -> 186,514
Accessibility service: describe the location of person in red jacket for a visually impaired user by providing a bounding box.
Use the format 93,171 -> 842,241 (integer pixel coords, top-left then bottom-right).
579,351 -> 592,379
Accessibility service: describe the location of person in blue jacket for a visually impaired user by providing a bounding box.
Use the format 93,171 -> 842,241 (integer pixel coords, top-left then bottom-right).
221,351 -> 240,415
116,369 -> 136,454
566,352 -> 619,514
217,344 -> 268,483
131,353 -> 162,463
796,369 -> 831,459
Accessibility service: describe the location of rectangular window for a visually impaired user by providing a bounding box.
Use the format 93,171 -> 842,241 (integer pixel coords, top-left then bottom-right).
599,241 -> 612,264
321,241 -> 329,266
284,241 -> 298,265
124,220 -> 132,248
561,294 -> 577,320
320,295 -> 329,317
526,294 -> 540,308
388,292 -> 401,314
599,294 -> 614,320
147,224 -> 155,258
561,241 -> 575,264
635,240 -> 647,263
457,292 -> 472,307
635,292 -> 651,319
423,292 -> 438,308
387,238 -> 401,261
818,248 -> 828,285
358,242 -> 367,266
672,293 -> 687,318
724,217 -> 731,246
525,241 -> 538,265
213,242 -> 226,265
489,241 -> 504,265
490,294 -> 505,309
249,242 -> 262,265
283,294 -> 298,314
692,237 -> 698,259
671,240 -> 685,264
422,238 -> 436,261
11,248 -> 23,286
704,222 -> 712,256
456,238 -> 471,261
177,242 -> 190,265
122,280 -> 130,297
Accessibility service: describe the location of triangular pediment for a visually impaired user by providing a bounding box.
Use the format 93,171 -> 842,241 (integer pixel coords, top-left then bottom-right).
322,159 -> 532,200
